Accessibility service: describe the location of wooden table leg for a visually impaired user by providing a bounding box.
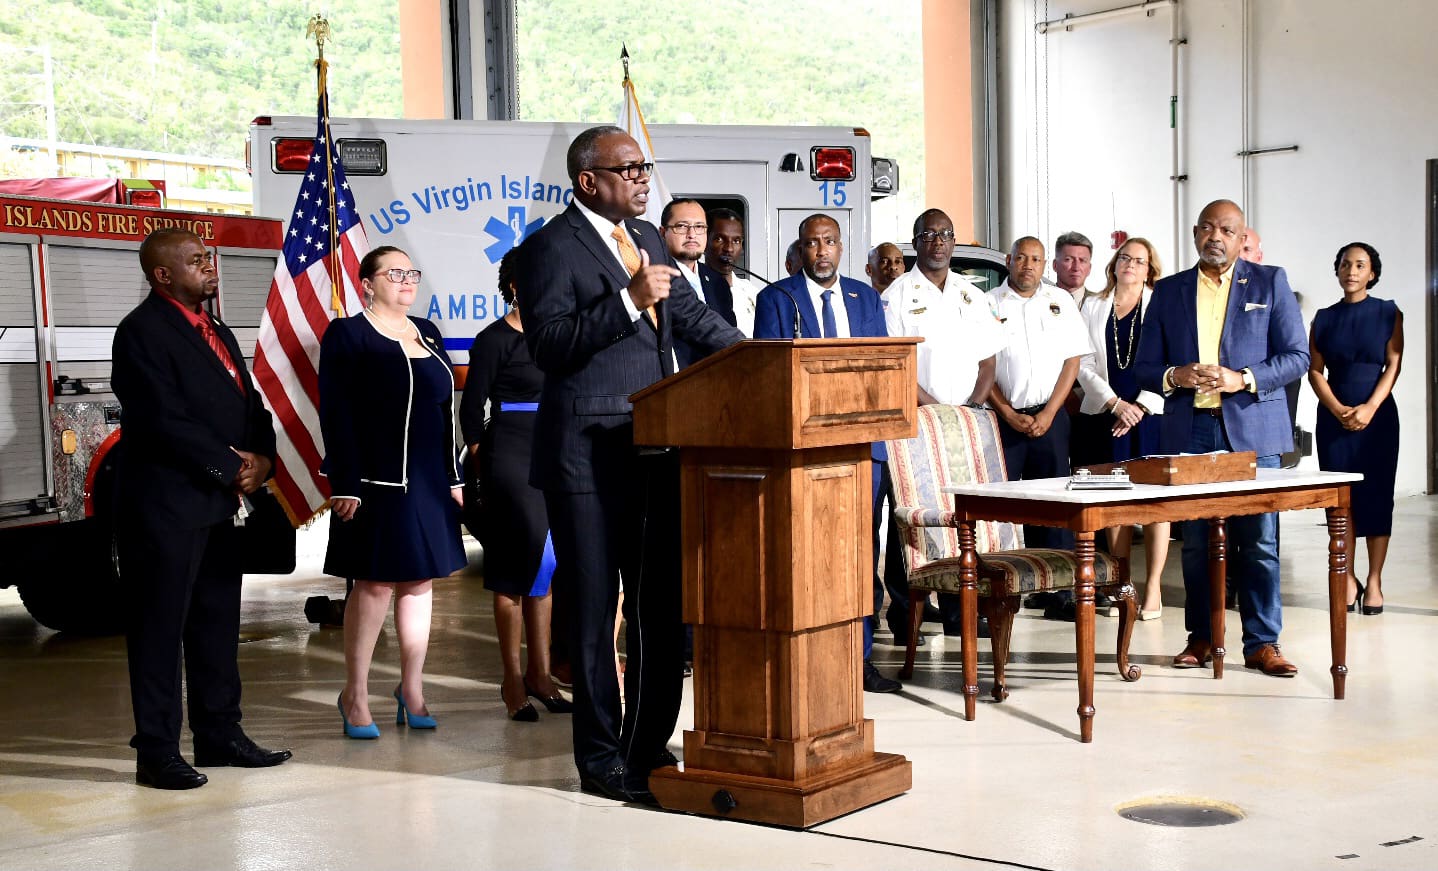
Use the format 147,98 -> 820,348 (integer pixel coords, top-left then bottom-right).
1208,517 -> 1227,679
959,519 -> 979,721
1074,531 -> 1096,743
1327,502 -> 1350,699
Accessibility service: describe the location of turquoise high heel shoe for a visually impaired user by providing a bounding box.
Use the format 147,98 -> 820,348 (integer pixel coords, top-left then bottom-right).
394,688 -> 437,729
338,694 -> 380,740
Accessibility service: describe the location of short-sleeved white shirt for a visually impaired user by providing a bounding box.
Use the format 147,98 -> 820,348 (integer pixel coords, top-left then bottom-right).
989,283 -> 1093,409
882,268 -> 1006,404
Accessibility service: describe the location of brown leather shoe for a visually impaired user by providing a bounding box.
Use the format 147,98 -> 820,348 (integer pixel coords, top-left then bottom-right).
1172,639 -> 1212,669
1244,643 -> 1298,677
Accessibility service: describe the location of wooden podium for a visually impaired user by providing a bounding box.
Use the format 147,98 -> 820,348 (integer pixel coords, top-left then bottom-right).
631,338 -> 918,828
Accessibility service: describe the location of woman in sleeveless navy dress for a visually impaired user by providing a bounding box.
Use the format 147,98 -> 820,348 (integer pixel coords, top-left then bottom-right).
320,246 -> 466,737
1309,242 -> 1403,615
460,250 -> 569,721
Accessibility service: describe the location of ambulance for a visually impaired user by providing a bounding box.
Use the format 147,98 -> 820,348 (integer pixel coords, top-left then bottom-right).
0,192 -> 293,632
249,117 -> 898,364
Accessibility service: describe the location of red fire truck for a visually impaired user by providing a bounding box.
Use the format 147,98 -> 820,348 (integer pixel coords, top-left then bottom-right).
0,191 -> 292,632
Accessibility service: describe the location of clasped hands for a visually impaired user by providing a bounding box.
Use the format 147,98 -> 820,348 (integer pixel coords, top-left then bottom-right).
1332,403 -> 1375,432
1107,398 -> 1145,437
627,248 -> 681,311
230,447 -> 271,495
1005,406 -> 1056,438
1172,362 -> 1245,396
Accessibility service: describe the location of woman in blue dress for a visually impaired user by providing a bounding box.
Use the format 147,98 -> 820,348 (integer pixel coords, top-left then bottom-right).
321,246 -> 467,737
1309,242 -> 1403,615
460,250 -> 570,721
1076,237 -> 1168,620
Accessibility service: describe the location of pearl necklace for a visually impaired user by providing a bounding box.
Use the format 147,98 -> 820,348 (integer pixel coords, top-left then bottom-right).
365,307 -> 416,341
1109,294 -> 1141,371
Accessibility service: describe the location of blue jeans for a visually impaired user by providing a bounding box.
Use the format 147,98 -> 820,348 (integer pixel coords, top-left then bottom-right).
1179,413 -> 1282,656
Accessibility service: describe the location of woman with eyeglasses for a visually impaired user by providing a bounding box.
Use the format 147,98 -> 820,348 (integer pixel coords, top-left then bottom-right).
1309,242 -> 1402,616
1075,237 -> 1169,620
459,249 -> 572,721
320,245 -> 467,738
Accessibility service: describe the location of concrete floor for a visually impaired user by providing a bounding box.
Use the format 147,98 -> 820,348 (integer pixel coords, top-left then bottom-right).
2,500 -> 1437,871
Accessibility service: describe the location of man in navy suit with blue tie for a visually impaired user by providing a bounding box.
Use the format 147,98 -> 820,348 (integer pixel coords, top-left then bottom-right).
753,213 -> 902,693
1135,199 -> 1309,677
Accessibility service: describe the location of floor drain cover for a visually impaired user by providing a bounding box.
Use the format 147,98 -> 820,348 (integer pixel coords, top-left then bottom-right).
1116,797 -> 1245,827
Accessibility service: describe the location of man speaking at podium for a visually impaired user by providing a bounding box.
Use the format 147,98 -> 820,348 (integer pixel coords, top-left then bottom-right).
517,126 -> 742,804
753,213 -> 902,694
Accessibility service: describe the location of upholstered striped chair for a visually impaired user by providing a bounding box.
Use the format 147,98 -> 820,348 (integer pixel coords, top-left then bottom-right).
886,404 -> 1140,701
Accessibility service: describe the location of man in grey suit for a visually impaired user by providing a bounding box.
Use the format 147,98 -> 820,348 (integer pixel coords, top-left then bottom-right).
517,126 -> 743,804
1135,199 -> 1309,677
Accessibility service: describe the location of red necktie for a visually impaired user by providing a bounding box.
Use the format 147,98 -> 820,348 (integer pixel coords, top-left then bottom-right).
197,318 -> 245,393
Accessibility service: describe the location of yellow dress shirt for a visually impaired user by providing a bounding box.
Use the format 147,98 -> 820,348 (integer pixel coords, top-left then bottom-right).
1192,264 -> 1233,409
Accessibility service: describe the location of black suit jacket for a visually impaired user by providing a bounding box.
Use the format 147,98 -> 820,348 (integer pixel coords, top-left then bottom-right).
516,204 -> 743,493
674,262 -> 738,368
111,291 -> 276,530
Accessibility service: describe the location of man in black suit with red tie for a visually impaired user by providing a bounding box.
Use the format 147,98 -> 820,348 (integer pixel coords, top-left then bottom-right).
112,228 -> 291,790
517,126 -> 743,805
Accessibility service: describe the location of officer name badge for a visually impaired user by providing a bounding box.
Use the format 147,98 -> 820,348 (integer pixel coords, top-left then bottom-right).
1048,303 -> 1062,316
908,306 -> 927,315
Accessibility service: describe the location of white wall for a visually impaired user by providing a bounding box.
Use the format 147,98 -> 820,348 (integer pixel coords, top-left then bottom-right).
997,0 -> 1436,495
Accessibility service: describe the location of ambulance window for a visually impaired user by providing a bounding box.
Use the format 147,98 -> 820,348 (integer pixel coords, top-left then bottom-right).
682,196 -> 748,273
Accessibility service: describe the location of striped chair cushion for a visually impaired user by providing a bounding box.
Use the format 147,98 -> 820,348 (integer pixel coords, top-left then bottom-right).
908,549 -> 1121,596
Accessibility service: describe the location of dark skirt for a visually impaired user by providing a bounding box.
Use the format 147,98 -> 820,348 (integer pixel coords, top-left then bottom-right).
474,408 -> 554,596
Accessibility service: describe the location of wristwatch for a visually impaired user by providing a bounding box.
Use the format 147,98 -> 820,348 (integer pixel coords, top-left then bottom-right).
1241,368 -> 1257,393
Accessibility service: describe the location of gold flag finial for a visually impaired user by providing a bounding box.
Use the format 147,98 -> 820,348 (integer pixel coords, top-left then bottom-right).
307,15 -> 332,60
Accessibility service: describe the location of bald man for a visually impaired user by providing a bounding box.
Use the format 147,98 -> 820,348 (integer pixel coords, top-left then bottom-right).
113,229 -> 291,789
865,242 -> 905,295
1240,227 -> 1263,264
1135,199 -> 1308,677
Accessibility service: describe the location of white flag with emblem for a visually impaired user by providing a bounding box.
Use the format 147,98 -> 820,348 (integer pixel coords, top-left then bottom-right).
618,73 -> 672,228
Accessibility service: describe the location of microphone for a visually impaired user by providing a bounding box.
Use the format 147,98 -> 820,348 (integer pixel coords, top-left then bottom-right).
733,265 -> 803,339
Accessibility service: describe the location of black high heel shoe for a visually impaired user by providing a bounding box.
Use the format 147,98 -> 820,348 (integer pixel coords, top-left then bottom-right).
1361,585 -> 1384,616
525,680 -> 574,714
508,701 -> 538,722
1347,580 -> 1365,613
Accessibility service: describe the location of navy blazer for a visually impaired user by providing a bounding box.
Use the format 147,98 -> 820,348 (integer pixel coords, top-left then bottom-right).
516,203 -> 744,494
753,272 -> 889,460
752,273 -> 887,340
1134,259 -> 1308,457
112,291 -> 276,530
317,313 -> 460,497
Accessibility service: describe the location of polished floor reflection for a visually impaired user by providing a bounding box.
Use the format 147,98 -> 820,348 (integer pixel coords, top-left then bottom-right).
2,501 -> 1436,870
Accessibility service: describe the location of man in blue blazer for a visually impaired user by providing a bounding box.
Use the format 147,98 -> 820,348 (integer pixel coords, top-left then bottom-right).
1135,199 -> 1309,677
517,126 -> 743,805
753,213 -> 902,694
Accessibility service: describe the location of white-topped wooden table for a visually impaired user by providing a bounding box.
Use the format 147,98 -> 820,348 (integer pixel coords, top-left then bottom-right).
942,468 -> 1363,742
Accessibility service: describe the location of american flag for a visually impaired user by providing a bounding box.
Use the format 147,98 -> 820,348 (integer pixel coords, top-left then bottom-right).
252,90 -> 368,526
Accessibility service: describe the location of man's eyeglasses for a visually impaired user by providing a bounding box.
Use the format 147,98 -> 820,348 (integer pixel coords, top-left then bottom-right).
592,162 -> 654,181
1115,254 -> 1149,268
915,229 -> 957,243
665,222 -> 707,236
382,268 -> 423,285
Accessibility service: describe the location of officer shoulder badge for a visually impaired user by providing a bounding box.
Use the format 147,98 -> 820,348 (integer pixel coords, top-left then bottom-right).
1049,303 -> 1062,316
961,290 -> 972,304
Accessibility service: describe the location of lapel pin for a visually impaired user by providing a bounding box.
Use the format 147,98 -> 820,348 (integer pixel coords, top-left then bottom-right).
1048,303 -> 1062,316
847,292 -> 858,298
961,291 -> 972,304
1237,277 -> 1248,284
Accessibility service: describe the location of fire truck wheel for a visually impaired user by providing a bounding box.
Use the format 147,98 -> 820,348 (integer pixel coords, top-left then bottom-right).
17,517 -> 126,636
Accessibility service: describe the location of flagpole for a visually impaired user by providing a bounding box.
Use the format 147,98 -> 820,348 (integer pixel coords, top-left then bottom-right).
307,15 -> 345,316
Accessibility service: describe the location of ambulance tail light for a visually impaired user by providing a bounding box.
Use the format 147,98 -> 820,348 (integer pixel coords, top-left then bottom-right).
126,189 -> 164,208
272,138 -> 315,173
809,146 -> 856,181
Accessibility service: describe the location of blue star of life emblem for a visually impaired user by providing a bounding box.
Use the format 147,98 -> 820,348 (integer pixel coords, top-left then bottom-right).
484,206 -> 546,263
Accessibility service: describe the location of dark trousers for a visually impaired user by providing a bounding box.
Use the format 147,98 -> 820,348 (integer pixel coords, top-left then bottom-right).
998,407 -> 1075,550
872,460 -> 911,637
544,449 -> 683,779
121,518 -> 243,756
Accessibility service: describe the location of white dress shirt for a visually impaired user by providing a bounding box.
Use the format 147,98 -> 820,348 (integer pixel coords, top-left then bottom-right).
882,267 -> 1006,405
989,283 -> 1092,409
677,260 -> 707,304
729,274 -> 760,338
573,197 -> 646,321
805,273 -> 851,338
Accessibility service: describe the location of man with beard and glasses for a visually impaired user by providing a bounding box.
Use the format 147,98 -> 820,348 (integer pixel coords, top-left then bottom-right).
1135,199 -> 1308,678
752,213 -> 901,693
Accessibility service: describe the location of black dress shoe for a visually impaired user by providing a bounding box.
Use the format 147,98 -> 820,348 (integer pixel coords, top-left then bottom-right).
136,753 -> 208,790
579,764 -> 657,805
194,733 -> 293,768
942,617 -> 990,638
647,748 -> 680,771
862,660 -> 902,693
886,624 -> 926,647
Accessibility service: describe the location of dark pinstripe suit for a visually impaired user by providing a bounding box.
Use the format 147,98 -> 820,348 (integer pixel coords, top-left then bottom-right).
517,203 -> 742,782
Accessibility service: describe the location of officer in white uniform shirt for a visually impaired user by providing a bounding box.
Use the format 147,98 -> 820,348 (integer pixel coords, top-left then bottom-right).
704,207 -> 759,337
988,235 -> 1092,549
883,209 -> 1005,407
